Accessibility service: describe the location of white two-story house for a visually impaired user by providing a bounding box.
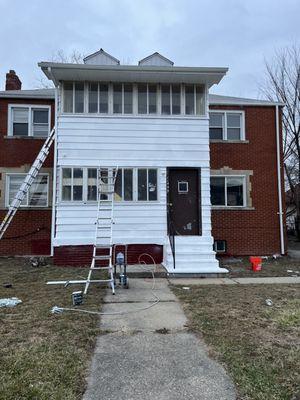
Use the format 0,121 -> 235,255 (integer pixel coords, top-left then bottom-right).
39,49 -> 229,273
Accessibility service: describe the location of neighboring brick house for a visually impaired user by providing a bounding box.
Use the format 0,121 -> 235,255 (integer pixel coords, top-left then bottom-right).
0,71 -> 55,256
0,53 -> 286,271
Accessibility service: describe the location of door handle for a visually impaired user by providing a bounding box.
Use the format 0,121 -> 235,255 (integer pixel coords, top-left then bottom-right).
168,203 -> 173,206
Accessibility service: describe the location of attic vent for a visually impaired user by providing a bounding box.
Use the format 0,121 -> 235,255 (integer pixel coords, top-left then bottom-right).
139,52 -> 174,66
83,48 -> 120,65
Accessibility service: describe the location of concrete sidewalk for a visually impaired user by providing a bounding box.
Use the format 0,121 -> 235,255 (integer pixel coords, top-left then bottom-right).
168,276 -> 300,286
83,278 -> 236,400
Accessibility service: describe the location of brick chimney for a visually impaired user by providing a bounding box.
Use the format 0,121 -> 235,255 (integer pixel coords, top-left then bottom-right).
5,70 -> 22,90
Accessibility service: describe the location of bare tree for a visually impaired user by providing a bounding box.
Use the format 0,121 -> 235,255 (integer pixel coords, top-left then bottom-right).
261,45 -> 300,238
50,49 -> 85,64
35,49 -> 85,88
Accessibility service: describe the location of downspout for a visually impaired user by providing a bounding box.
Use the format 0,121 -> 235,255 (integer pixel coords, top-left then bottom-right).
276,105 -> 285,254
50,67 -> 58,256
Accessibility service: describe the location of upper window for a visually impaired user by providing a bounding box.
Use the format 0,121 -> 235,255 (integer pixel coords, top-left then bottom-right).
6,174 -> 49,207
9,105 -> 50,137
62,82 -> 206,116
185,85 -> 205,115
138,84 -> 157,114
209,111 -> 244,141
210,176 -> 245,207
113,83 -> 133,114
88,83 -> 109,114
63,82 -> 84,113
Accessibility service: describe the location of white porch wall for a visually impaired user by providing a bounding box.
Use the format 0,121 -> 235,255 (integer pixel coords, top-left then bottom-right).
53,115 -> 212,246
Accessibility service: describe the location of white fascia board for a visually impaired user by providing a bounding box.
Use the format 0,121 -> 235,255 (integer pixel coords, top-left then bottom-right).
38,62 -> 228,87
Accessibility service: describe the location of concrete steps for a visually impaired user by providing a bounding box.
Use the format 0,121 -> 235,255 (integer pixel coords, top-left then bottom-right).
164,236 -> 228,274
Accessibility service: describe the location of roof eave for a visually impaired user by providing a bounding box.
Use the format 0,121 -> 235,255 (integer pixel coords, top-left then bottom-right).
38,62 -> 228,87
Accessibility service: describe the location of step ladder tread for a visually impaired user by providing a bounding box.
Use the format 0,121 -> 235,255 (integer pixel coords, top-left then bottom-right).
94,255 -> 111,260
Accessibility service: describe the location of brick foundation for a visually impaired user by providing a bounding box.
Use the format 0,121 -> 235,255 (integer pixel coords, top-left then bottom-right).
54,244 -> 163,266
0,210 -> 51,255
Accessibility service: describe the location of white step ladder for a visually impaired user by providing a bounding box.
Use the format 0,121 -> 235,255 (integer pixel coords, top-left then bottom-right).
47,167 -> 118,296
0,127 -> 56,240
84,167 -> 118,295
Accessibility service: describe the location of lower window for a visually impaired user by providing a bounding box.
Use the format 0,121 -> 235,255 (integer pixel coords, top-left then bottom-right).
7,174 -> 49,207
61,167 -> 158,202
210,176 -> 245,207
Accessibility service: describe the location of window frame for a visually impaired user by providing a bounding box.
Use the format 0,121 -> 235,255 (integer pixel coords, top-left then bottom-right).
5,173 -> 49,208
61,82 -> 207,117
209,110 -> 245,141
60,167 -> 159,204
8,104 -> 51,138
210,175 -> 247,208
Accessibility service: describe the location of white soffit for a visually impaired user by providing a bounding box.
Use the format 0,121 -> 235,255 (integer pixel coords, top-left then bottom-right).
83,49 -> 120,65
39,62 -> 228,87
139,52 -> 174,66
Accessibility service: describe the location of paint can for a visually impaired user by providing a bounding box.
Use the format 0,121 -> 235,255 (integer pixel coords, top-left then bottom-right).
72,291 -> 83,306
249,256 -> 262,272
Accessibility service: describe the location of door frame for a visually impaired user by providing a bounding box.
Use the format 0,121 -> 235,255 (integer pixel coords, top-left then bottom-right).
167,167 -> 202,236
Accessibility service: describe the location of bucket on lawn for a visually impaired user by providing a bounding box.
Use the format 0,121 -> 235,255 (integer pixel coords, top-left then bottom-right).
249,256 -> 262,272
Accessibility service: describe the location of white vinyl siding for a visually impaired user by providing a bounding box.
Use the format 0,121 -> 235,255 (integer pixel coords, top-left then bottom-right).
54,114 -> 212,246
6,173 -> 49,207
8,105 -> 51,137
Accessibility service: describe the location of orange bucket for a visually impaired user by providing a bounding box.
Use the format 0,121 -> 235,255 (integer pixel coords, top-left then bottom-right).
249,256 -> 262,272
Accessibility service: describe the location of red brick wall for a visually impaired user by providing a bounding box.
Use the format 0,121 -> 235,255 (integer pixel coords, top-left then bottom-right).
210,105 -> 286,256
0,97 -> 54,256
0,98 -> 55,167
54,244 -> 163,266
0,209 -> 51,255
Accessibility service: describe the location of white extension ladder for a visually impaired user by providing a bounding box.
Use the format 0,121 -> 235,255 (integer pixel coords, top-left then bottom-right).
47,167 -> 118,295
0,127 -> 56,240
84,167 -> 118,295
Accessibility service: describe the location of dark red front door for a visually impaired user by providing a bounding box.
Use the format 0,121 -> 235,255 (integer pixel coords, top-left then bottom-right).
167,168 -> 201,235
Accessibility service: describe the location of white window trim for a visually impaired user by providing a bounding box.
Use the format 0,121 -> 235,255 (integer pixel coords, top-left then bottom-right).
211,175 -> 247,208
61,82 -> 207,118
5,173 -> 49,208
59,167 -> 159,204
209,110 -> 245,141
8,104 -> 51,138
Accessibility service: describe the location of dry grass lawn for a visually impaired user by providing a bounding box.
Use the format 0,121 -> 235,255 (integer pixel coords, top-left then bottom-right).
173,284 -> 300,400
0,257 -> 105,400
220,256 -> 300,278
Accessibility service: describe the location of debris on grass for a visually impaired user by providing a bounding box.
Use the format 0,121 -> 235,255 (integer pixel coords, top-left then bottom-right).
265,299 -> 273,306
0,297 -> 22,307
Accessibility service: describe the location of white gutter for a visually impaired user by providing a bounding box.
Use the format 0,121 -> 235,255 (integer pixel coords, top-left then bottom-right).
50,85 -> 58,256
276,105 -> 285,254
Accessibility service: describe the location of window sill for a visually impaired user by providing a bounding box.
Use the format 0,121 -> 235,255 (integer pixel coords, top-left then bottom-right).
58,201 -> 160,205
210,139 -> 249,143
212,206 -> 255,211
1,207 -> 52,211
59,113 -> 208,120
4,136 -> 48,140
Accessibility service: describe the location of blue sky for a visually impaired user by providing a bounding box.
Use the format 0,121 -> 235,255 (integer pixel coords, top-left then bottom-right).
0,0 -> 299,97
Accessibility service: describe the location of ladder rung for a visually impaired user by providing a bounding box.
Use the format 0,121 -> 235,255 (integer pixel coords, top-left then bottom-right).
95,244 -> 113,248
91,266 -> 111,270
94,255 -> 111,260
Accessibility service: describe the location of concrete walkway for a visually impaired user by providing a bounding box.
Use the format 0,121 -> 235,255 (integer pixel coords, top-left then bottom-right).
168,276 -> 300,286
83,278 -> 236,400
